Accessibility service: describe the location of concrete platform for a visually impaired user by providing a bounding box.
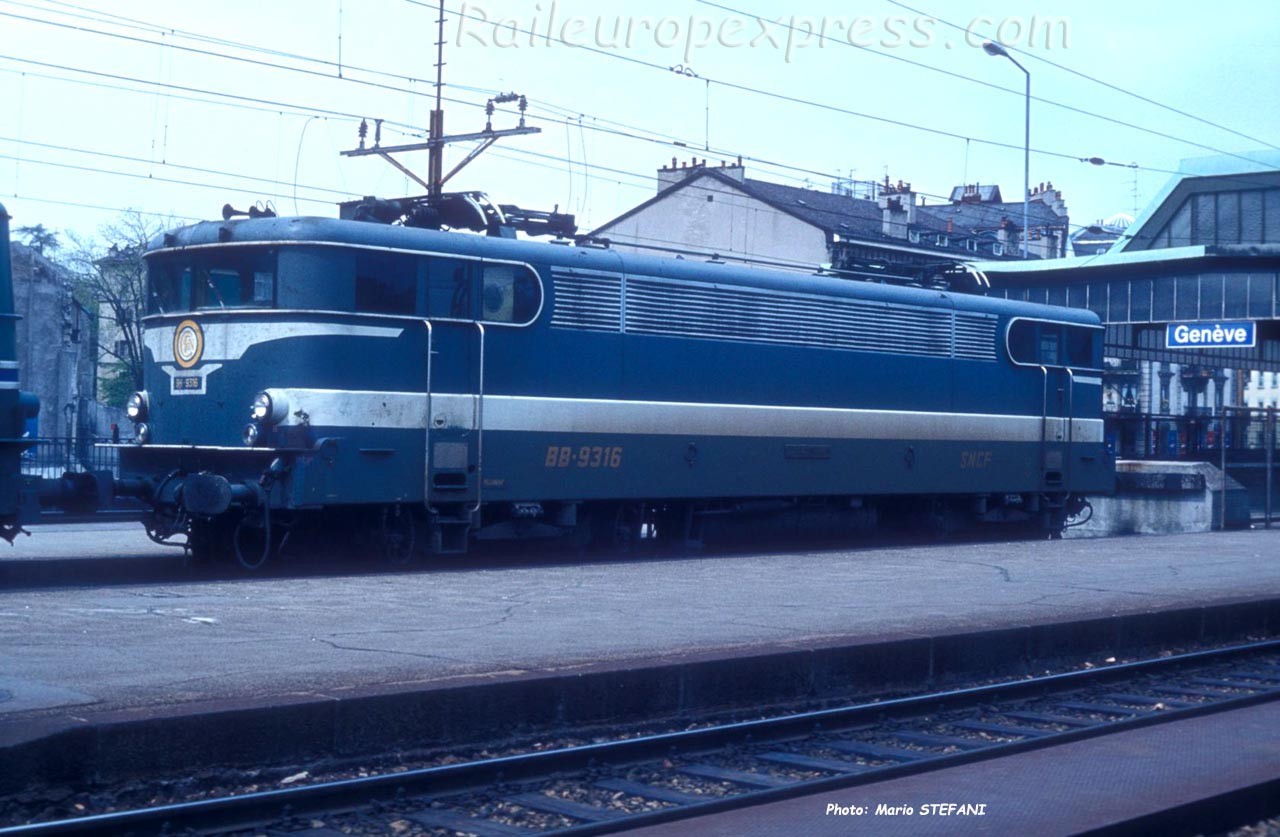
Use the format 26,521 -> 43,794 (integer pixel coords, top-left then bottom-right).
630,700 -> 1280,836
2,528 -> 1280,790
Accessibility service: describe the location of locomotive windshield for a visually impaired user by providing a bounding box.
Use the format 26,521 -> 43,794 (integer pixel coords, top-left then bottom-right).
147,242 -> 542,323
1006,318 -> 1102,369
147,247 -> 276,314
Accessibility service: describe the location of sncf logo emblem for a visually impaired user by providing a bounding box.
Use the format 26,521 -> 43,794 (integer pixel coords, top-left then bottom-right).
173,320 -> 204,369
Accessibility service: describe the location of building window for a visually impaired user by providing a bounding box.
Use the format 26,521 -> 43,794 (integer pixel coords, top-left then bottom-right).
1167,200 -> 1191,248
1265,190 -> 1280,243
1242,191 -> 1264,242
1217,191 -> 1241,244
1192,194 -> 1214,245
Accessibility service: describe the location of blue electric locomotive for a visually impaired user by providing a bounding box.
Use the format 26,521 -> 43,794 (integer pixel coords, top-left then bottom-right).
119,213 -> 1112,565
0,204 -> 32,540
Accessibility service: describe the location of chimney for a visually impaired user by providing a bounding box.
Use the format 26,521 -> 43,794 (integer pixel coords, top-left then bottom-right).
877,177 -> 917,239
1028,180 -> 1068,217
657,155 -> 739,191
720,155 -> 746,182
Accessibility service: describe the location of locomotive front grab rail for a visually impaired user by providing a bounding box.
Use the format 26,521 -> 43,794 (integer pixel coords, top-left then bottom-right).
422,319 -> 433,510
1039,365 -> 1049,484
1065,366 -> 1075,489
470,322 -> 485,518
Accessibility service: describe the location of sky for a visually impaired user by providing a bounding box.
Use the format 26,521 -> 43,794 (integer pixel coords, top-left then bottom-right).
1,0 -> 1279,248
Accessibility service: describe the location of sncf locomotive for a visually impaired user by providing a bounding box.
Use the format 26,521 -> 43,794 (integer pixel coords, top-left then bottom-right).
119,213 -> 1113,567
0,204 -> 104,540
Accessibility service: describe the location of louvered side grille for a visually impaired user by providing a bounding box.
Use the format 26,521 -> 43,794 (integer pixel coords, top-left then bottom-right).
953,313 -> 999,361
549,271 -> 1000,362
626,280 -> 956,359
550,270 -> 622,332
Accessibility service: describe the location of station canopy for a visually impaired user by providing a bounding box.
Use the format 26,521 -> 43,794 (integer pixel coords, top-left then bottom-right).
972,154 -> 1280,372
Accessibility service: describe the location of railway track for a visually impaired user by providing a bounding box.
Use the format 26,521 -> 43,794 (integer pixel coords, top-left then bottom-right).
6,640 -> 1280,836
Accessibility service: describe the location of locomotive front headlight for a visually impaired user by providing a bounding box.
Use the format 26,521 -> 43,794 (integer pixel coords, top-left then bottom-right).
134,422 -> 150,445
250,392 -> 271,422
242,422 -> 261,447
250,390 -> 288,424
126,391 -> 149,421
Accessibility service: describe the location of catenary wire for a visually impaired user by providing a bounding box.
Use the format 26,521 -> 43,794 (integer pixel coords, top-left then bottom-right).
697,0 -> 1278,163
6,0 -> 1274,229
881,0 -> 1280,152
421,0 -> 1273,170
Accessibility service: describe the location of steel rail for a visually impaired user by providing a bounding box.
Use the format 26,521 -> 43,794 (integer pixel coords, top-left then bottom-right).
6,638 -> 1280,836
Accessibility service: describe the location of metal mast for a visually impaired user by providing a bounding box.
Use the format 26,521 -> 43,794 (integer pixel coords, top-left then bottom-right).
340,0 -> 540,196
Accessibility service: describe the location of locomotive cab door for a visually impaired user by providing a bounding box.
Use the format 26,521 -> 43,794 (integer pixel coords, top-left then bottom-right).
1038,327 -> 1071,490
1039,377 -> 1071,489
1010,318 -> 1083,492
423,259 -> 487,550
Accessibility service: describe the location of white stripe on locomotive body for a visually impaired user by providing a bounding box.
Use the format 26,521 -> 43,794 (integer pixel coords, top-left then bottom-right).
143,321 -> 405,364
265,389 -> 1104,445
275,389 -> 430,429
1074,376 -> 1102,386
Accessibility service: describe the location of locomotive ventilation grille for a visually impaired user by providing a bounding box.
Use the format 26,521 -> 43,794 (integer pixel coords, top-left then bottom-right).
551,269 -> 998,361
548,269 -> 624,332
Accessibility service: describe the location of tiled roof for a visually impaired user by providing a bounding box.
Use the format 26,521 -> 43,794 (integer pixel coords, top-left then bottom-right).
917,200 -> 1063,234
738,178 -> 883,233
949,184 -> 1003,202
591,168 -> 1068,258
738,176 -> 1063,242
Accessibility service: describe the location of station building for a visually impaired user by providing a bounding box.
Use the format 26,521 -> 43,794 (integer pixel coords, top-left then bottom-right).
974,152 -> 1280,456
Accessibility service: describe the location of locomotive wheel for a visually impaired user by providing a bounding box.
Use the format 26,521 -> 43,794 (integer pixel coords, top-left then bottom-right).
653,504 -> 690,545
378,506 -> 417,564
581,502 -> 643,554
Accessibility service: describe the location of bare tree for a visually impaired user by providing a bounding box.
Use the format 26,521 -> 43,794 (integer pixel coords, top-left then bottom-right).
63,212 -> 175,407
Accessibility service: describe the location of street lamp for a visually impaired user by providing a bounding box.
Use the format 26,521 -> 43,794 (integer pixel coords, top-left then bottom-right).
983,40 -> 1030,259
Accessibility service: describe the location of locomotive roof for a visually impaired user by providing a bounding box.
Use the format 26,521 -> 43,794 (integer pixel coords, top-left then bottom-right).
149,216 -> 1100,327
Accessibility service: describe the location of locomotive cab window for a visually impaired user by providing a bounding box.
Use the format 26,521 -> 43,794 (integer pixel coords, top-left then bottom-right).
1007,319 -> 1101,369
424,257 -> 541,324
425,258 -> 475,319
354,251 -> 418,315
147,248 -> 276,313
480,263 -> 540,324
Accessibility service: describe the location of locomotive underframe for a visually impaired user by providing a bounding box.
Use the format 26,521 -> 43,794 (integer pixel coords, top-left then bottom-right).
118,422 -> 1097,563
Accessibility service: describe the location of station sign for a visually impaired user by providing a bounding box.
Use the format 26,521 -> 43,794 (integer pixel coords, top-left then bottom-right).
1166,321 -> 1255,349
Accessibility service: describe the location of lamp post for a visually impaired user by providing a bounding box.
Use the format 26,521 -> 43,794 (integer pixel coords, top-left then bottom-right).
983,40 -> 1030,259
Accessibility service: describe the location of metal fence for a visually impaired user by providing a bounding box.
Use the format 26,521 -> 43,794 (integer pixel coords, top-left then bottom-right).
1106,408 -> 1278,527
20,437 -> 124,479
